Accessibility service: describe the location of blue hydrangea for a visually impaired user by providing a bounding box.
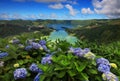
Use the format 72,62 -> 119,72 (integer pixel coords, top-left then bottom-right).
25,45 -> 32,51
13,68 -> 27,80
18,44 -> 24,48
96,58 -> 110,65
83,48 -> 90,54
34,73 -> 41,81
41,54 -> 52,64
0,52 -> 8,58
42,45 -> 48,51
12,39 -> 20,44
39,40 -> 46,46
5,45 -> 9,49
31,42 -> 41,49
69,47 -> 90,57
98,64 -> 111,73
103,72 -> 119,81
29,63 -> 40,73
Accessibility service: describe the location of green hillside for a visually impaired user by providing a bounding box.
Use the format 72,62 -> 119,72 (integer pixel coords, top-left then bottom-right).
67,19 -> 120,43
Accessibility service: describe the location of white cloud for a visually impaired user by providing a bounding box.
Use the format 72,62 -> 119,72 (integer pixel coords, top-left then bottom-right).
0,13 -> 10,19
65,4 -> 78,16
81,8 -> 94,14
48,3 -> 64,9
92,0 -> 120,18
50,13 -> 57,18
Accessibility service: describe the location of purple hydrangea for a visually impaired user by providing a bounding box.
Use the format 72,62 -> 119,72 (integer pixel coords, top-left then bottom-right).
12,39 -> 20,44
0,52 -> 8,58
69,47 -> 90,57
39,40 -> 46,46
29,63 -> 40,73
103,72 -> 119,81
42,45 -> 48,51
31,42 -> 42,50
96,58 -> 110,65
13,68 -> 27,80
98,64 -> 111,73
25,45 -> 32,51
41,54 -> 52,64
5,45 -> 9,49
83,48 -> 90,54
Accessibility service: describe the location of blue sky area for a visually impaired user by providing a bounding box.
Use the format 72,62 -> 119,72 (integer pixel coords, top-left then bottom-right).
0,0 -> 119,20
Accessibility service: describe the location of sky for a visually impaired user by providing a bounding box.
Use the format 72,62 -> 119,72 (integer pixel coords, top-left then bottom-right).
0,0 -> 120,20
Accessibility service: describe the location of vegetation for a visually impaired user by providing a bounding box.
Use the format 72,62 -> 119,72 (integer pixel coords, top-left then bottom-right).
0,19 -> 120,81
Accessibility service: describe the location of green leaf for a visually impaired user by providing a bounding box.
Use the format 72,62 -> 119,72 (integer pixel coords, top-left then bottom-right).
88,69 -> 98,74
80,73 -> 89,80
67,70 -> 76,77
40,75 -> 46,81
74,62 -> 87,72
56,71 -> 66,78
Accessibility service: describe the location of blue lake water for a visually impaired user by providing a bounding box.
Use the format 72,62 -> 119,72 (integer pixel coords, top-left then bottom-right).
47,24 -> 78,44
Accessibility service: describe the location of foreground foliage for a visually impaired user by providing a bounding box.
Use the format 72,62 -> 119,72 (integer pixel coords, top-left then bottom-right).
0,32 -> 120,81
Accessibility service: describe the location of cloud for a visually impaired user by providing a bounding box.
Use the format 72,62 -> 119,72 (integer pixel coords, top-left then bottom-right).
92,0 -> 120,18
50,13 -> 57,18
48,3 -> 64,9
0,13 -> 10,19
81,8 -> 94,14
65,4 -> 78,16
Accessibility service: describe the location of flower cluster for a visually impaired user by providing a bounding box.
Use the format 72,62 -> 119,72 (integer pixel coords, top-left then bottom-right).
96,58 -> 118,81
102,72 -> 119,81
29,63 -> 43,81
29,63 -> 42,73
0,61 -> 4,67
25,40 -> 49,51
0,52 -> 8,58
69,47 -> 95,60
13,68 -> 27,80
41,54 -> 52,64
9,39 -> 20,44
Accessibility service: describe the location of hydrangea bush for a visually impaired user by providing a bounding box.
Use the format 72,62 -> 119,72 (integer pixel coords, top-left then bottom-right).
0,32 -> 120,81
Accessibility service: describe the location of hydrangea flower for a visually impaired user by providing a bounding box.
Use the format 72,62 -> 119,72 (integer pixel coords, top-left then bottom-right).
18,44 -> 24,48
110,63 -> 117,69
31,42 -> 42,49
12,39 -> 20,44
102,72 -> 119,81
13,68 -> 27,80
5,45 -> 9,49
29,63 -> 42,73
34,73 -> 41,81
83,52 -> 96,60
39,40 -> 46,46
0,61 -> 4,67
41,45 -> 48,51
69,47 -> 90,57
96,58 -> 110,65
0,52 -> 8,58
25,45 -> 32,51
98,64 -> 111,73
83,48 -> 90,54
41,54 -> 52,64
